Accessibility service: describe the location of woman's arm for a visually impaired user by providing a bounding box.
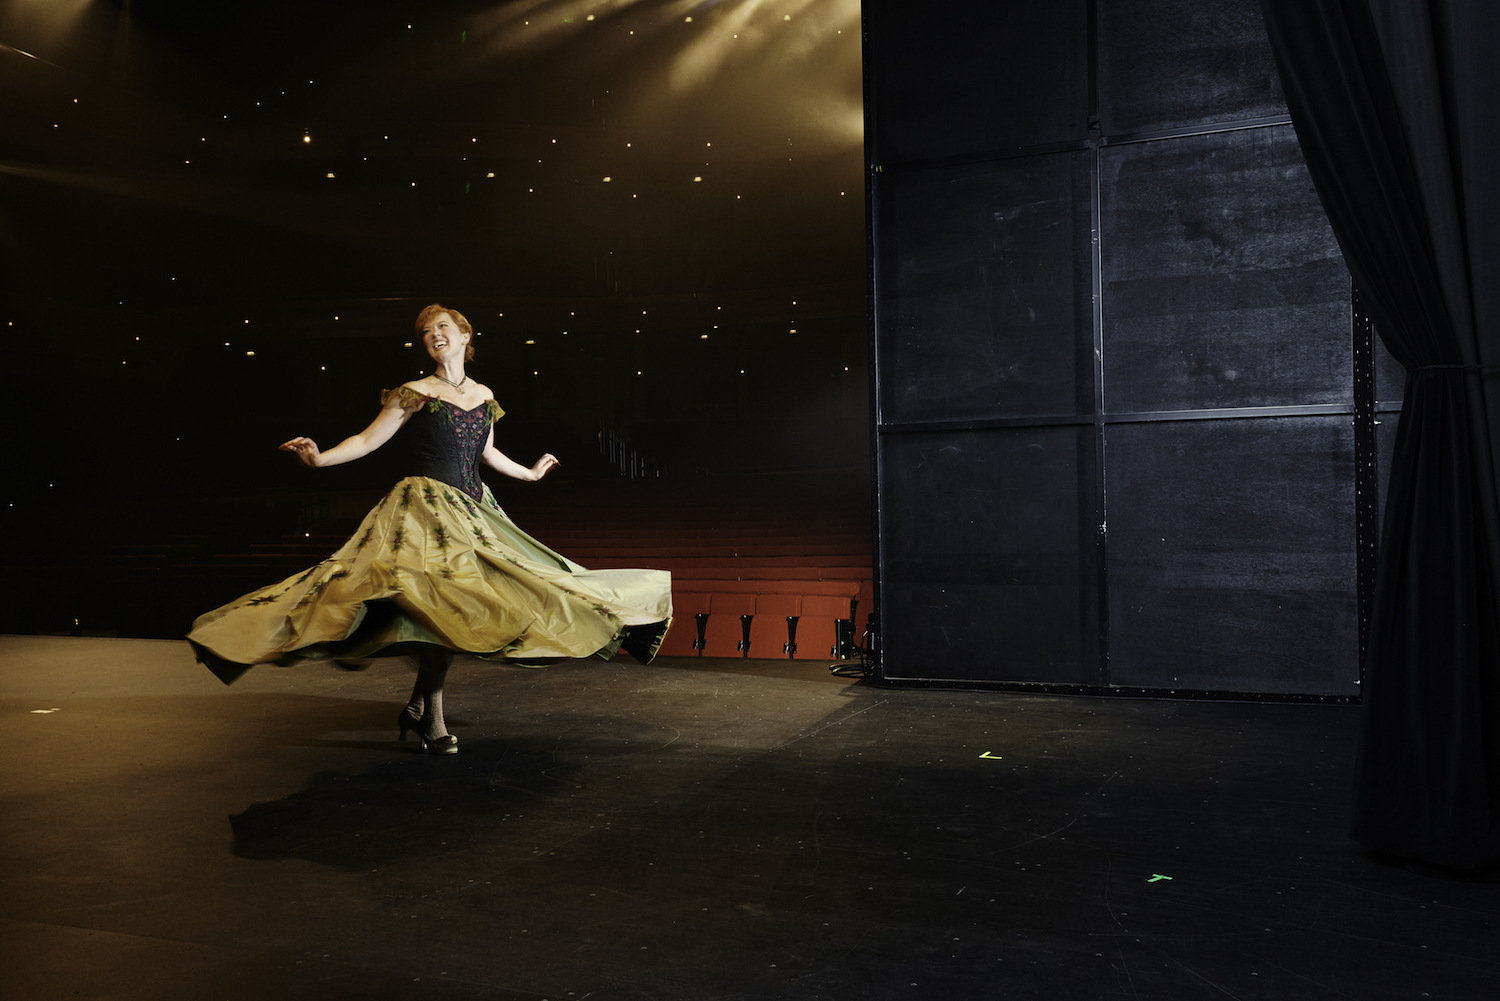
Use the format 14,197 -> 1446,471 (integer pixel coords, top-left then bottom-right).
480,424 -> 559,481
280,396 -> 415,468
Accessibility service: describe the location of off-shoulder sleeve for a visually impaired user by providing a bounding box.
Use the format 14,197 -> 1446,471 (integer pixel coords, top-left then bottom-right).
485,399 -> 505,424
381,386 -> 436,410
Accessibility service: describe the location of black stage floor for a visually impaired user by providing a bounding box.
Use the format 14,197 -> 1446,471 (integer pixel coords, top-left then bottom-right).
3,636 -> 1494,1000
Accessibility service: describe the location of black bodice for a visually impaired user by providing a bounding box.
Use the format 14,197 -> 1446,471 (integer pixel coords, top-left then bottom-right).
399,396 -> 501,502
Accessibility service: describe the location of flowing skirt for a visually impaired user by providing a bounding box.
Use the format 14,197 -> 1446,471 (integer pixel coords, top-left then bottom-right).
188,477 -> 672,684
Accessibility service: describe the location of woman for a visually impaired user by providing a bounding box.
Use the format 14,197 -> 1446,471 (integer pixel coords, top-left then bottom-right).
188,304 -> 673,753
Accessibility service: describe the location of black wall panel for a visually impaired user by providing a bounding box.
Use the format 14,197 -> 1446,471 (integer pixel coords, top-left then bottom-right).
1101,127 -> 1350,413
1097,0 -> 1286,135
869,2 -> 1379,697
1376,413 -> 1401,534
877,153 -> 1094,423
1106,417 -> 1358,694
881,427 -> 1099,684
865,0 -> 1089,164
1375,337 -> 1407,405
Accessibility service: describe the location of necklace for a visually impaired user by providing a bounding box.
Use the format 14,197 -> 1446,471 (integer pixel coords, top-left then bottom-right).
433,372 -> 467,391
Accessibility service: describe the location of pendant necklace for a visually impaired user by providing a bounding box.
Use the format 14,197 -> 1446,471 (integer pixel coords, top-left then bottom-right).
433,372 -> 467,391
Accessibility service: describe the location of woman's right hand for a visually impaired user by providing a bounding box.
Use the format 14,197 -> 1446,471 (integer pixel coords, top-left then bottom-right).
279,436 -> 322,468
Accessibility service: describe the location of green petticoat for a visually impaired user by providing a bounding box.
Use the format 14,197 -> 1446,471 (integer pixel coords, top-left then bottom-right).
187,477 -> 672,684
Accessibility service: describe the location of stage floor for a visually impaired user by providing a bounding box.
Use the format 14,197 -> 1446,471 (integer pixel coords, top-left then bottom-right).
2,636 -> 1493,1000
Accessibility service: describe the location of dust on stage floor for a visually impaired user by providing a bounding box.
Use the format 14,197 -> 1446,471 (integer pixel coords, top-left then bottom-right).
1,636 -> 1493,1001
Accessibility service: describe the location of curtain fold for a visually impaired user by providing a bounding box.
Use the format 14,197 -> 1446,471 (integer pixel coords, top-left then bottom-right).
1258,0 -> 1500,869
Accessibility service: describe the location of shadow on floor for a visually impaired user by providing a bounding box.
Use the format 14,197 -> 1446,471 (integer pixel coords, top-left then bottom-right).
229,740 -> 580,868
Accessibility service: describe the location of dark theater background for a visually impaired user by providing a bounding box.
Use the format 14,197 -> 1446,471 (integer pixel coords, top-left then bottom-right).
4,2 -> 1500,1000
0,0 -> 870,652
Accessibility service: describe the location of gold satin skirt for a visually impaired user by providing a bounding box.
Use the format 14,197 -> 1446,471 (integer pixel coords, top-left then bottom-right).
187,477 -> 672,683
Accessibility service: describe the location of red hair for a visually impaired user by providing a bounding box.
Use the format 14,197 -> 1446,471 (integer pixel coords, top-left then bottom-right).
414,303 -> 475,361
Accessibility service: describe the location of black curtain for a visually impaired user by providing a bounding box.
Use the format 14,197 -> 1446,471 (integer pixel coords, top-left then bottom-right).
1258,0 -> 1500,869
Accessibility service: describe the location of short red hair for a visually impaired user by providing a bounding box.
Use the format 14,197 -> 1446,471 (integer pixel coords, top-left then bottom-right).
414,303 -> 475,361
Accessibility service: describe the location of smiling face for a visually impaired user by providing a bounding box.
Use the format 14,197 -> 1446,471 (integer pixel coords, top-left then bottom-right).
421,312 -> 468,363
413,303 -> 476,363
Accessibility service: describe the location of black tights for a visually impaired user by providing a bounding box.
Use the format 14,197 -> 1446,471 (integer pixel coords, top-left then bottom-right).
405,649 -> 454,738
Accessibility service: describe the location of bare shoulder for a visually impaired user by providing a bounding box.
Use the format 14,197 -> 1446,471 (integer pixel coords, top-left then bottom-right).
472,382 -> 496,401
381,381 -> 437,410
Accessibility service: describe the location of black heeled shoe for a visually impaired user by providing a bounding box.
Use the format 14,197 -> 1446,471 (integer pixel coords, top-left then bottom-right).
420,732 -> 459,755
395,707 -> 422,743
396,707 -> 458,754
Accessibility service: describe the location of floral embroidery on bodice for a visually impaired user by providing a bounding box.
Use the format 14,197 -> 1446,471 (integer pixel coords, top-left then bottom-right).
380,387 -> 505,502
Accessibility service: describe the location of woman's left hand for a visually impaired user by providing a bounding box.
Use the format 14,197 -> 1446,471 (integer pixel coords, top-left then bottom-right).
530,453 -> 560,481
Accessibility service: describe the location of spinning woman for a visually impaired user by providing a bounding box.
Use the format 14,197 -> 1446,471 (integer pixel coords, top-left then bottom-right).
188,304 -> 673,753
